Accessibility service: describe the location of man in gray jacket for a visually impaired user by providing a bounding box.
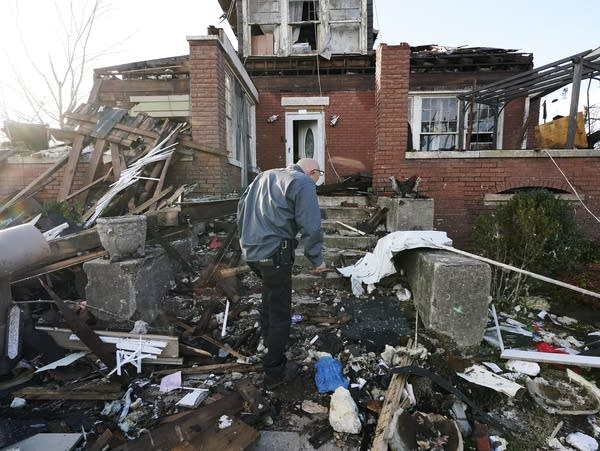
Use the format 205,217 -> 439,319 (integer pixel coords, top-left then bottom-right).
238,158 -> 326,388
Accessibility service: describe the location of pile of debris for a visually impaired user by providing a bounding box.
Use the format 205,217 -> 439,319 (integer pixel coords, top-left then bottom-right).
3,211 -> 600,450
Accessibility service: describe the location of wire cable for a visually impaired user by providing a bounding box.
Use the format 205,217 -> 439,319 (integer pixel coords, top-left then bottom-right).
543,149 -> 600,224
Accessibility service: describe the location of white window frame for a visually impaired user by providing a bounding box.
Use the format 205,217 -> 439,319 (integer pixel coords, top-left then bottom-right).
408,91 -> 504,151
242,0 -> 367,57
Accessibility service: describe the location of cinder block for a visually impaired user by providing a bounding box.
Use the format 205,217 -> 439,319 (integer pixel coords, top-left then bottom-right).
83,247 -> 173,322
400,249 -> 491,348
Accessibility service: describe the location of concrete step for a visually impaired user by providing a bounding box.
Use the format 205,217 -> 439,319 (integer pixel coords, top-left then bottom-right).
291,271 -> 349,291
294,247 -> 366,268
317,195 -> 372,207
323,234 -> 378,250
320,206 -> 376,221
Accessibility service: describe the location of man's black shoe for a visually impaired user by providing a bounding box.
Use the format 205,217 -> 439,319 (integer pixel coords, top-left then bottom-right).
263,362 -> 300,390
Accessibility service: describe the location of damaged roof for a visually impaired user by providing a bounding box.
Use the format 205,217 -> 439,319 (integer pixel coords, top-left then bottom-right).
410,44 -> 533,73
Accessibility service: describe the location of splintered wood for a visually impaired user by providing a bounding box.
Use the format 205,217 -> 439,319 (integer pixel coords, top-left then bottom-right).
371,339 -> 414,451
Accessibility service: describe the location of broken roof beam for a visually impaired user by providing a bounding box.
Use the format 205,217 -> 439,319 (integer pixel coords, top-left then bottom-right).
459,48 -> 600,106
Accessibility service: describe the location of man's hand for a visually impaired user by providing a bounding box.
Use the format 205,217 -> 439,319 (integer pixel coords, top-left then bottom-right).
311,262 -> 328,275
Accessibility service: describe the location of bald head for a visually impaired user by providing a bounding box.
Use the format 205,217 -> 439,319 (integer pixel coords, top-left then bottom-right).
297,158 -> 320,174
297,158 -> 322,184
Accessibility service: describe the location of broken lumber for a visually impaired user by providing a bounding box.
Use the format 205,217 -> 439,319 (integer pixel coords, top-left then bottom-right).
14,384 -> 123,400
12,250 -> 107,283
200,334 -> 248,361
36,326 -> 179,359
112,393 -> 258,451
371,339 -> 414,451
153,362 -> 261,376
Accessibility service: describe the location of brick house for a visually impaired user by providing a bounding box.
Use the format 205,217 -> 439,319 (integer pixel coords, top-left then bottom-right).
4,0 -> 599,248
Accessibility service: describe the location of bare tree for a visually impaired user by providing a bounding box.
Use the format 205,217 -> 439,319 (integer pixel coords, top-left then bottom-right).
8,0 -> 109,126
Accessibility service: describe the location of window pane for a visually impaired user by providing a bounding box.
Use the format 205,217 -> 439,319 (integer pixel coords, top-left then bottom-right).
250,0 -> 280,23
329,23 -> 360,53
330,0 -> 360,20
420,134 -> 456,151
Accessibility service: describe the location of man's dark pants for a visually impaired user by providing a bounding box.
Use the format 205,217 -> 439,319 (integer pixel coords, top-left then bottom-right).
248,259 -> 292,379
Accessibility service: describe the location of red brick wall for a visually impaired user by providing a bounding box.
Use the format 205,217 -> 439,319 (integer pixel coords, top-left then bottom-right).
253,87 -> 376,179
0,159 -> 89,204
402,155 -> 600,248
185,37 -> 241,194
374,43 -> 410,192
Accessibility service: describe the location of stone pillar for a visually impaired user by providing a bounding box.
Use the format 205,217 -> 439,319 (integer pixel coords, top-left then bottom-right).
83,248 -> 173,322
374,43 -> 410,194
400,249 -> 491,348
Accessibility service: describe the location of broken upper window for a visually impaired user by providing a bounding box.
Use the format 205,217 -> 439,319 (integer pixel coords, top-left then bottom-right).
289,0 -> 320,54
249,0 -> 280,55
326,0 -> 362,54
243,0 -> 367,57
408,95 -> 502,151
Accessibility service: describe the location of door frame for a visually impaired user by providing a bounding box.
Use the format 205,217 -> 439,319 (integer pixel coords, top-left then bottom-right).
285,111 -> 325,183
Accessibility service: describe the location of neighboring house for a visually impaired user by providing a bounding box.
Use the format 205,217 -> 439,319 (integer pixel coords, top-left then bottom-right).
85,0 -> 600,247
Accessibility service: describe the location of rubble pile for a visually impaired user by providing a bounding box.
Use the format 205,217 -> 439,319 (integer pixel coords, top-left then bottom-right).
2,218 -> 600,450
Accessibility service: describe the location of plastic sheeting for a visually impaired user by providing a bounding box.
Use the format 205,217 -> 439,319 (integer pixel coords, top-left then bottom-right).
337,231 -> 453,296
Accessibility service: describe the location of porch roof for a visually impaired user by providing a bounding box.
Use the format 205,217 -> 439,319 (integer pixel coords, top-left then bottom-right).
458,47 -> 600,106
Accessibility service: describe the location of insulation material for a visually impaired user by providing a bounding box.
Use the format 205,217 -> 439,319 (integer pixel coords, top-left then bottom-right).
535,112 -> 588,149
337,231 -> 452,296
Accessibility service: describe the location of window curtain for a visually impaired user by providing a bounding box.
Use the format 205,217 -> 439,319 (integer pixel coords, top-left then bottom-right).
290,1 -> 303,43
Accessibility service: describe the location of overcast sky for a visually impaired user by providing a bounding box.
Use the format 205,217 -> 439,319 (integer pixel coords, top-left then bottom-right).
0,0 -> 598,122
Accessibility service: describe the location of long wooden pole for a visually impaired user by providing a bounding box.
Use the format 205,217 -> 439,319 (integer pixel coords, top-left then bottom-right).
430,243 -> 600,300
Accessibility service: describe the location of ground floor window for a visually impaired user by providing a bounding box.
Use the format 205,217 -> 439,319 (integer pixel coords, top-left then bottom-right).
408,93 -> 502,151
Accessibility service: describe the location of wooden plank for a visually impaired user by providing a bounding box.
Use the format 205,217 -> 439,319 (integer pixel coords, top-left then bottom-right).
109,142 -> 122,180
0,153 -> 69,215
112,394 -> 252,451
64,110 -> 227,157
36,326 -> 180,358
11,250 -> 107,283
371,340 -> 413,451
14,386 -> 123,400
81,139 -> 107,203
46,227 -> 101,262
57,134 -> 85,201
149,154 -> 173,210
130,186 -> 173,214
64,168 -> 112,202
153,362 -> 261,376
130,94 -> 190,102
200,334 -> 248,362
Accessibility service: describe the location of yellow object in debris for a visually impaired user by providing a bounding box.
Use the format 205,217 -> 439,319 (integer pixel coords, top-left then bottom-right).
535,112 -> 588,149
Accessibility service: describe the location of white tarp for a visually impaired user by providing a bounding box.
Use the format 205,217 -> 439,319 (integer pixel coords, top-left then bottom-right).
337,230 -> 452,296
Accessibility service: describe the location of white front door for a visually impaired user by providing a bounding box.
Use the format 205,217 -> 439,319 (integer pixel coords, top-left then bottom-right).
285,112 -> 325,184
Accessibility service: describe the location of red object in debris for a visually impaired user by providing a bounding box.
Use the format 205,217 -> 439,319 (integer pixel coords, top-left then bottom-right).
209,237 -> 222,249
473,421 -> 491,451
535,342 -> 569,354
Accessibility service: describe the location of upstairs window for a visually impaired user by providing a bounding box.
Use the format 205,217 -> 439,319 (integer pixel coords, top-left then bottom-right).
289,0 -> 320,54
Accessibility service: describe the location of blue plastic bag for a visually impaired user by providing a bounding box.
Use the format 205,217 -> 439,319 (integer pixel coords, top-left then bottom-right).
314,356 -> 349,393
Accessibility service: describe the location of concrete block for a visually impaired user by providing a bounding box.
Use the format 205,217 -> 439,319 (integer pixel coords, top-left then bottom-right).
400,249 -> 491,348
83,247 -> 173,322
377,197 -> 434,231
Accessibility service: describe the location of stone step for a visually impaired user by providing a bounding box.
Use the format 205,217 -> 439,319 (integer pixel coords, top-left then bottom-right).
322,234 -> 378,251
317,195 -> 372,207
291,271 -> 349,291
294,247 -> 366,268
320,206 -> 376,221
